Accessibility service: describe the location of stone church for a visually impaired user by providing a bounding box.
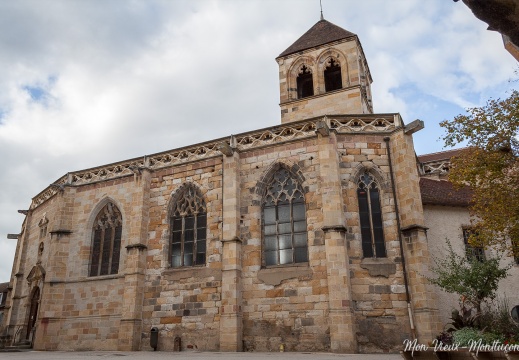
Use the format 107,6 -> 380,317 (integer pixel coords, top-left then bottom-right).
4,17 -> 511,353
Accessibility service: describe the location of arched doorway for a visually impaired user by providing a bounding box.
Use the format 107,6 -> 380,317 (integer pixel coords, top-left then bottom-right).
27,287 -> 40,340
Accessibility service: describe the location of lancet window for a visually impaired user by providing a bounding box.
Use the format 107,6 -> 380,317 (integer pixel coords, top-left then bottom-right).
357,172 -> 386,258
324,58 -> 342,92
89,202 -> 122,277
297,65 -> 314,99
263,168 -> 308,266
170,184 -> 207,268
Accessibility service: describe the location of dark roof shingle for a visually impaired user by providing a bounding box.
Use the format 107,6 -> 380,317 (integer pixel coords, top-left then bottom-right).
278,19 -> 356,58
420,178 -> 473,207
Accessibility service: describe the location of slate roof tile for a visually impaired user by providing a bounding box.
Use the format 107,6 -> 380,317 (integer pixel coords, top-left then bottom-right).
278,19 -> 356,58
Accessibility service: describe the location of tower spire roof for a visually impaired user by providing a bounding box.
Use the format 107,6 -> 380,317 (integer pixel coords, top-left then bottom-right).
277,19 -> 356,58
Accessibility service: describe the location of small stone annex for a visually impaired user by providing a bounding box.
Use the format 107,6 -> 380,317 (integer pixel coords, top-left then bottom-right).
1,17 -> 517,353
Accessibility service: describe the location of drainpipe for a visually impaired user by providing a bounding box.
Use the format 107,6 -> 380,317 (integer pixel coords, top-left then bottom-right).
383,136 -> 416,340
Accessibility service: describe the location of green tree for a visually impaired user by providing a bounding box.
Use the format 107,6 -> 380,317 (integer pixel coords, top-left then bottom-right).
440,89 -> 519,257
428,240 -> 510,316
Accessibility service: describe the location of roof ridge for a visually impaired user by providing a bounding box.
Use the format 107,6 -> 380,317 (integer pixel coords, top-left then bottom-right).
278,19 -> 357,58
417,147 -> 469,163
418,147 -> 468,157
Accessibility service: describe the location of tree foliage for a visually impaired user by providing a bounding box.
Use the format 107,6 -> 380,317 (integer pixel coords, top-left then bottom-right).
440,90 -> 519,256
428,240 -> 510,315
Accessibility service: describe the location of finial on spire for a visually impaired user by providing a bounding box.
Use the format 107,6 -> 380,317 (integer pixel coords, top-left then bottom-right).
320,0 -> 324,20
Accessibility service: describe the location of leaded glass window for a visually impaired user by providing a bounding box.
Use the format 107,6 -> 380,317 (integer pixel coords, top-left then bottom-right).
297,65 -> 314,99
263,168 -> 308,266
170,185 -> 207,268
324,58 -> 342,92
357,172 -> 386,258
90,202 -> 122,277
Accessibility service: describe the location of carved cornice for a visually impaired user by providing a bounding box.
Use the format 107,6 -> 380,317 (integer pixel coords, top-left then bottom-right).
234,121 -> 317,150
31,175 -> 67,209
71,160 -> 146,185
30,114 -> 400,210
419,159 -> 451,176
329,115 -> 396,133
147,143 -> 221,169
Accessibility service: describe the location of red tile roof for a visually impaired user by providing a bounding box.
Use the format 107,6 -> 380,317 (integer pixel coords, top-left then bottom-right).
278,19 -> 356,58
420,178 -> 472,207
417,148 -> 465,163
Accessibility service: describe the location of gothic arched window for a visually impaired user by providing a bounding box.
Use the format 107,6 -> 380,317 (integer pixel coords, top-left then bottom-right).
263,168 -> 308,266
324,58 -> 342,92
357,172 -> 386,258
170,185 -> 207,268
90,202 -> 122,277
297,65 -> 314,99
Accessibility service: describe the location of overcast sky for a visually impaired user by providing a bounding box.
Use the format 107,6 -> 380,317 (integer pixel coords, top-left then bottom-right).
0,0 -> 517,281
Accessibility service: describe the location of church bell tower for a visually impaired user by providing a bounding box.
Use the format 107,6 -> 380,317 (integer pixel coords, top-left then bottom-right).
276,18 -> 373,123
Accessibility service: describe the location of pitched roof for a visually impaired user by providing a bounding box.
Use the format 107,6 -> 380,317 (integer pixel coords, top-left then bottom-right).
417,148 -> 465,164
420,178 -> 473,207
0,282 -> 8,293
278,19 -> 356,58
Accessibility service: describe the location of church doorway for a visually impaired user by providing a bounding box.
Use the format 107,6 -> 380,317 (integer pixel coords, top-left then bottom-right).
26,287 -> 40,340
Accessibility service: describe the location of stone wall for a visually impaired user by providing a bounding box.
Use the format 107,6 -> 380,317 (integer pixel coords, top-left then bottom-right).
33,175 -> 140,350
277,38 -> 372,123
239,139 -> 331,352
424,204 -> 519,326
280,88 -> 367,123
142,159 -> 223,351
4,115 -> 443,353
337,133 -> 413,352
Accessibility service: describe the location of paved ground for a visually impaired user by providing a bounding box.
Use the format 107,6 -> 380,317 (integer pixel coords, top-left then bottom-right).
0,351 -> 403,360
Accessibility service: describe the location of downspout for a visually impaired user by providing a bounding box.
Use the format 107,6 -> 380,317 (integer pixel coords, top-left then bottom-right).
383,136 -> 416,340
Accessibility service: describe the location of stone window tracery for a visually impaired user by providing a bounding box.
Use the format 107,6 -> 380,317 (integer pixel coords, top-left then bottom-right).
357,171 -> 386,258
89,202 -> 122,277
297,65 -> 314,99
262,168 -> 308,266
324,58 -> 342,92
170,184 -> 207,268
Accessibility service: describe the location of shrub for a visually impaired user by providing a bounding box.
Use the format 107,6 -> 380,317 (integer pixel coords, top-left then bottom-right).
453,328 -> 481,347
481,331 -> 504,344
479,297 -> 519,342
428,239 -> 510,316
445,304 -> 479,332
436,331 -> 454,345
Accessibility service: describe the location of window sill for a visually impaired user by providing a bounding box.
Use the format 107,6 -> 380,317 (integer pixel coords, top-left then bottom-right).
258,263 -> 312,286
161,266 -> 222,281
360,257 -> 396,278
49,273 -> 124,284
284,85 -> 360,105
